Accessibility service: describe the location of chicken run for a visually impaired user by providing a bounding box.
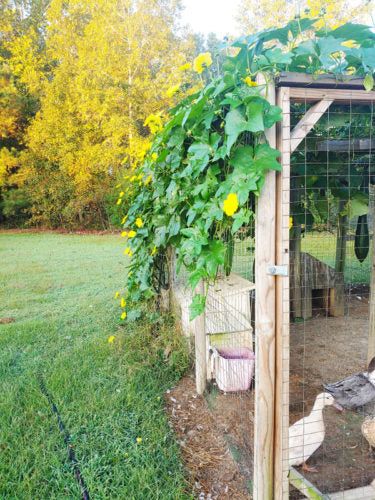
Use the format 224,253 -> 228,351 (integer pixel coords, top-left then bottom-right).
168,73 -> 375,499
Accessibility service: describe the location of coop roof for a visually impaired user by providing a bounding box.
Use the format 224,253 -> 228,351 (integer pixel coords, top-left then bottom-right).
276,71 -> 366,90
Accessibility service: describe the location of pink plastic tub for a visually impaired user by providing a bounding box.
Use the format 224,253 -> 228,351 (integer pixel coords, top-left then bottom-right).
211,347 -> 255,392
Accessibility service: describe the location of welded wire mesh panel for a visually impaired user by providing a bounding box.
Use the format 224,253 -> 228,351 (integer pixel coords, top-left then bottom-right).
169,223 -> 257,496
284,92 -> 375,499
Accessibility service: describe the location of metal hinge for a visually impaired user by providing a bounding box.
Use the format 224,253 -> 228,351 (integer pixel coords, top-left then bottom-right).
267,265 -> 288,276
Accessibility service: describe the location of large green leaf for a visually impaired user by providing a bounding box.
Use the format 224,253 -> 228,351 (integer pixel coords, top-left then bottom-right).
225,108 -> 249,154
203,239 -> 226,277
253,143 -> 281,172
188,268 -> 206,290
188,142 -> 211,174
264,104 -> 282,128
229,145 -> 254,171
246,101 -> 265,132
327,23 -> 375,43
362,49 -> 375,71
189,293 -> 206,321
265,47 -> 293,65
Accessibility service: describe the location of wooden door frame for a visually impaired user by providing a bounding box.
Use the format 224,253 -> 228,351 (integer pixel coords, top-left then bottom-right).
271,85 -> 375,500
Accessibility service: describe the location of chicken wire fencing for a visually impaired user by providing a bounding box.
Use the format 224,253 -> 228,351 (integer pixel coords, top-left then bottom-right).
170,224 -> 257,497
285,94 -> 375,499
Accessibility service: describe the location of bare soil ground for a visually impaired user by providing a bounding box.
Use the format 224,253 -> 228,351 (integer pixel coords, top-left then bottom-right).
166,292 -> 375,499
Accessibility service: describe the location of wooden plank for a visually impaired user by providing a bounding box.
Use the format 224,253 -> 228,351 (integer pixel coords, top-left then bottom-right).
275,86 -> 291,500
369,185 -> 375,364
317,138 -> 375,152
277,71 -> 366,90
254,75 -> 277,500
194,280 -> 206,395
289,467 -> 329,500
290,99 -> 333,153
289,87 -> 375,103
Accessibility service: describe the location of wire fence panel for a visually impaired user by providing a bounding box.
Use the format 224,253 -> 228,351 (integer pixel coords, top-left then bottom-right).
284,93 -> 375,499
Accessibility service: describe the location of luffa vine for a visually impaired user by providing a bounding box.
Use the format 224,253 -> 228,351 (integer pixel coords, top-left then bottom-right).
117,19 -> 375,321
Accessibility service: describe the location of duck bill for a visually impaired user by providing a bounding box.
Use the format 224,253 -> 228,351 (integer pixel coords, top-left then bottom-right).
333,402 -> 344,411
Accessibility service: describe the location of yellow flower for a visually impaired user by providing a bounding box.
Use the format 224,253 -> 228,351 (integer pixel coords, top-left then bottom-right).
144,175 -> 152,185
121,215 -> 128,224
124,247 -> 133,257
130,175 -> 137,182
116,199 -> 122,205
243,76 -> 257,87
128,230 -> 137,238
119,191 -> 124,197
193,52 -> 212,74
144,113 -> 163,134
166,84 -> 180,98
341,40 -> 358,48
223,193 -> 239,217
121,311 -> 127,320
151,153 -> 158,161
151,246 -> 157,256
179,62 -> 192,71
136,437 -> 142,444
108,335 -> 115,343
135,218 -> 143,228
121,298 -> 126,308
121,231 -> 128,237
114,291 -> 120,299
289,216 -> 293,230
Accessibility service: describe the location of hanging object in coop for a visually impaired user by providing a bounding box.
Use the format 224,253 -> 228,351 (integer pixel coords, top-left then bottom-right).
209,346 -> 255,392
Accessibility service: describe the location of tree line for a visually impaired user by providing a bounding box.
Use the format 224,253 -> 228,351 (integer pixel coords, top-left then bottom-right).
0,0 -> 372,228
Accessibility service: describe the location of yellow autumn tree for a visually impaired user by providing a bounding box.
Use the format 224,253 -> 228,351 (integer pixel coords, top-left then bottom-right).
0,1 -> 48,224
24,0 -> 196,226
236,0 -> 374,34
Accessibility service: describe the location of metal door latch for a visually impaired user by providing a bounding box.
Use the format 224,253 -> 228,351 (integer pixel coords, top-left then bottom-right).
267,265 -> 288,276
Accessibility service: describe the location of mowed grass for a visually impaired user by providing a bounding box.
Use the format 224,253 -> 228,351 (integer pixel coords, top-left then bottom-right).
0,232 -> 190,499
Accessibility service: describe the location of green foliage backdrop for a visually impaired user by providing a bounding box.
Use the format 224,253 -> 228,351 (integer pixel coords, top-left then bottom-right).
119,20 -> 375,320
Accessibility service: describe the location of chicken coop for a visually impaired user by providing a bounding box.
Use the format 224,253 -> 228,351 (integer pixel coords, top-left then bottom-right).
169,73 -> 375,499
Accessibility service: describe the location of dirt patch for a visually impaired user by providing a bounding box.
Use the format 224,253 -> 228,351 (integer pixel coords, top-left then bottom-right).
167,294 -> 375,498
0,317 -> 15,324
165,374 -> 250,499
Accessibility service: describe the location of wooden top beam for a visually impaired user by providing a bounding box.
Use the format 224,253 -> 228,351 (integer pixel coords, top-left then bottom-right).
276,71 -> 366,90
317,138 -> 375,152
289,87 -> 375,102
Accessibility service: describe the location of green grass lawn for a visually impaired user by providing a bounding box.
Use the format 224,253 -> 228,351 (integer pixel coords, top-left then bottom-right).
0,232 -> 190,499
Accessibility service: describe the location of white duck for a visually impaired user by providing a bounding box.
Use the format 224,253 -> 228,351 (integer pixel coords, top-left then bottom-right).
362,416 -> 375,454
289,392 -> 342,472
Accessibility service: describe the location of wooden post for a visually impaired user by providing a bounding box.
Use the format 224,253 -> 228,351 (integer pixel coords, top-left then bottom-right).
194,280 -> 207,395
275,86 -> 291,500
368,185 -> 375,364
254,76 -> 277,500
